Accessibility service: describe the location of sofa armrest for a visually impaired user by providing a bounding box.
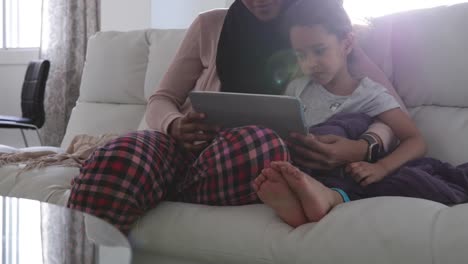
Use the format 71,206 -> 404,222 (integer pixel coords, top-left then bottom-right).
0,144 -> 65,154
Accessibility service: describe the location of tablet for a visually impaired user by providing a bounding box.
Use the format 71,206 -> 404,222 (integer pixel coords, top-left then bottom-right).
189,91 -> 308,138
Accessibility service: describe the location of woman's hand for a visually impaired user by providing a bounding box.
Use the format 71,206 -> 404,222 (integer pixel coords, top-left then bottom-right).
169,112 -> 220,152
287,133 -> 368,170
346,162 -> 389,187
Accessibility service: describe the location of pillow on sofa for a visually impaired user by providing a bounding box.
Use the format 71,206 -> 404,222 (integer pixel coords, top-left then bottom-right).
79,31 -> 149,105
388,4 -> 468,108
144,29 -> 187,100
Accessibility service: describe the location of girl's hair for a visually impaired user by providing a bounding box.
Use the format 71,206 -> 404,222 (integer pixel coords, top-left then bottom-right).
282,0 -> 352,40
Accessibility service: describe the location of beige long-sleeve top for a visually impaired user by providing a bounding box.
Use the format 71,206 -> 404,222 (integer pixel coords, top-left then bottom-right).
146,9 -> 407,151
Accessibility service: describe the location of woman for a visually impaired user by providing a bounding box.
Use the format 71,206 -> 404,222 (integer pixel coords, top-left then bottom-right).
67,0 -> 404,234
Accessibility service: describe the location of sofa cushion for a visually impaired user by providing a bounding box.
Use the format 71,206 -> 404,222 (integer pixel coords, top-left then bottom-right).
130,202 -> 287,264
293,197 -> 443,264
387,4 -> 468,108
61,102 -> 145,148
433,204 -> 468,264
129,197 -> 455,264
144,29 -> 187,100
409,106 -> 468,166
79,31 -> 149,105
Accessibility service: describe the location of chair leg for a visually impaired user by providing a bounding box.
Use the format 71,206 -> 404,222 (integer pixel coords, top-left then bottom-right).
34,128 -> 43,146
20,129 -> 29,147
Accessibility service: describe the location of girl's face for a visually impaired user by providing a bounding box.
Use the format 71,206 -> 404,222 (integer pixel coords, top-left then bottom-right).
241,0 -> 284,21
290,24 -> 353,86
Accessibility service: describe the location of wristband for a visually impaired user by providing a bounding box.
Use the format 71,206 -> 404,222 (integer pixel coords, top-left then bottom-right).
331,188 -> 351,203
359,133 -> 381,163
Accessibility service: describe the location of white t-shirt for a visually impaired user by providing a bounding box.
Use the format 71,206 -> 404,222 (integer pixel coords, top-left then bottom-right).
285,77 -> 401,127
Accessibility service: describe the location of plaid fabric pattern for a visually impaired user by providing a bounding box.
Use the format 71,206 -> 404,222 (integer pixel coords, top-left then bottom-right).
67,130 -> 196,234
67,126 -> 288,234
176,126 -> 290,205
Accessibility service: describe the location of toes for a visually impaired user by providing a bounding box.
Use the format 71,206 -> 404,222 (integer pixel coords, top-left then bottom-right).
271,161 -> 301,178
281,164 -> 301,179
256,188 -> 266,201
262,168 -> 283,182
270,161 -> 289,170
256,173 -> 266,183
270,161 -> 281,169
252,182 -> 259,192
253,173 -> 267,191
256,181 -> 273,200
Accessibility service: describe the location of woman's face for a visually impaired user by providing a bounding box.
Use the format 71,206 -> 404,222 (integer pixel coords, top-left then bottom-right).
241,0 -> 284,21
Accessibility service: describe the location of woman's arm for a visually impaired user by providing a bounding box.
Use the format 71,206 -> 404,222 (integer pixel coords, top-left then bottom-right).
287,133 -> 369,170
146,16 -> 205,133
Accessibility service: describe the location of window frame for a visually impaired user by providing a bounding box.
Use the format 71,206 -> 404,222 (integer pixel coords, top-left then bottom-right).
1,0 -> 5,49
0,0 -> 40,65
1,0 -> 42,50
0,48 -> 39,65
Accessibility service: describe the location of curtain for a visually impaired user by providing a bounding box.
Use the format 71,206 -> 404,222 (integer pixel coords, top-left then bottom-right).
40,204 -> 95,264
39,0 -> 100,146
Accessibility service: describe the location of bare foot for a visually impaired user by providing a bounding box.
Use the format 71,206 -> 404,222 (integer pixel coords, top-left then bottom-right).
252,172 -> 267,192
271,161 -> 344,222
254,168 -> 307,227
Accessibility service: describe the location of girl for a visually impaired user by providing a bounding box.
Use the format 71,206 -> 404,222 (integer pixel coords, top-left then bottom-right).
254,0 -> 427,227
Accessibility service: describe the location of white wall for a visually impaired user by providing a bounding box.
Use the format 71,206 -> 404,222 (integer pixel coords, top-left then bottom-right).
101,0 -> 152,31
151,0 -> 233,29
100,0 -> 233,31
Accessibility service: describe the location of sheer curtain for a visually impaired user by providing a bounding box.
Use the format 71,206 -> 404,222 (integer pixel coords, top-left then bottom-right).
39,0 -> 100,146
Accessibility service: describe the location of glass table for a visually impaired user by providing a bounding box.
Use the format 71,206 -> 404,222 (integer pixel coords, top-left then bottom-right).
0,196 -> 131,264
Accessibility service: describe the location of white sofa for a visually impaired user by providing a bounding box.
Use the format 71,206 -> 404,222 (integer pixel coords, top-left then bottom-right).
1,4 -> 468,264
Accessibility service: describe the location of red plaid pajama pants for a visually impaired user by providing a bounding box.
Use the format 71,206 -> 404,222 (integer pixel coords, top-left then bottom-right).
67,126 -> 289,234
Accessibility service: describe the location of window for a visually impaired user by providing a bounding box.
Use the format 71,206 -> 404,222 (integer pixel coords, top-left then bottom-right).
345,0 -> 468,24
1,0 -> 42,49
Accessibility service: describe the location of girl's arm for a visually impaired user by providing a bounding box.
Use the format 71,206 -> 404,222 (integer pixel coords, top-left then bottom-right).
347,108 -> 426,186
376,108 -> 426,173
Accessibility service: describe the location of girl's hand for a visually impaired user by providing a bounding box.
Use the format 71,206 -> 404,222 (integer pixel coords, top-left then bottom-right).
169,112 -> 220,152
287,133 -> 368,170
346,162 -> 389,187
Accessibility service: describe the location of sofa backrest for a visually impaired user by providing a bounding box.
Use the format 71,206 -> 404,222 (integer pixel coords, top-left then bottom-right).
64,4 -> 468,165
61,29 -> 186,148
359,3 -> 468,165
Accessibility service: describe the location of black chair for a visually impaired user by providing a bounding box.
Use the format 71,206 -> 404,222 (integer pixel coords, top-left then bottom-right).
0,60 -> 50,147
